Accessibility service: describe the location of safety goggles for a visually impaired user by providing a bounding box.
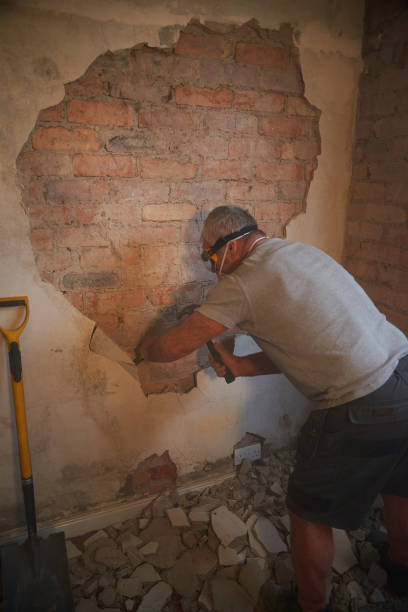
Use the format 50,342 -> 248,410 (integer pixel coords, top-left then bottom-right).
201,224 -> 258,273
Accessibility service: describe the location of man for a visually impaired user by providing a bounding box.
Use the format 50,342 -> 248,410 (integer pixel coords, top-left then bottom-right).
139,205 -> 408,612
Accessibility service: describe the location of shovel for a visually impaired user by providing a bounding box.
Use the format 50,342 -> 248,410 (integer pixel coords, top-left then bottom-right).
0,296 -> 74,612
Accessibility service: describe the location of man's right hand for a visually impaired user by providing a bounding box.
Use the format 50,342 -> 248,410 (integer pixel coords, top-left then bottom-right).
209,343 -> 282,378
208,342 -> 242,378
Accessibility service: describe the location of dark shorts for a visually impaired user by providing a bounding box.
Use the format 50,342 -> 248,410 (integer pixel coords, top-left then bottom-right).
287,354 -> 408,530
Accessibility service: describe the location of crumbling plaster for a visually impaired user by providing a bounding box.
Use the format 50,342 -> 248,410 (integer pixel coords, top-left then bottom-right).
0,0 -> 364,531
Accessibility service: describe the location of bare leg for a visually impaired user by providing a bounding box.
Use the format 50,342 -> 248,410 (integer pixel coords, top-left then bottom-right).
289,510 -> 333,612
383,494 -> 408,566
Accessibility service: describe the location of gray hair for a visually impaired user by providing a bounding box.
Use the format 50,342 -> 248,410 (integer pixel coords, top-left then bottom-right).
201,206 -> 257,245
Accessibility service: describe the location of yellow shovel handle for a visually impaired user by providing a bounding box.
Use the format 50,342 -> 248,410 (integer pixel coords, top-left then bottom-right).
0,297 -> 32,480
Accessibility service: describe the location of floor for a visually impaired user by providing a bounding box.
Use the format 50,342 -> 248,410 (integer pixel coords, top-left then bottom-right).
62,446 -> 408,612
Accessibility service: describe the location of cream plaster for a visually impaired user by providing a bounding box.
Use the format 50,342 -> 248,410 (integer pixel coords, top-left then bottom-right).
0,0 -> 363,531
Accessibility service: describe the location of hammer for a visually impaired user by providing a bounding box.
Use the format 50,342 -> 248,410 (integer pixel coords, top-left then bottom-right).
177,304 -> 235,384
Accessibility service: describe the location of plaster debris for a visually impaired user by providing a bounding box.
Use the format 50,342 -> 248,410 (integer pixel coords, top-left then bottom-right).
66,540 -> 82,560
254,516 -> 287,554
211,505 -> 247,547
64,446 -> 407,612
166,507 -> 190,528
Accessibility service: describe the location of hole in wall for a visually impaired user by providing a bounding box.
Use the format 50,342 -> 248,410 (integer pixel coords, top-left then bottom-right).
16,19 -> 321,395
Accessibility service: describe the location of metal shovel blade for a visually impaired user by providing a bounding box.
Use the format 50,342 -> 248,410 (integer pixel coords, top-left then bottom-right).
1,532 -> 74,611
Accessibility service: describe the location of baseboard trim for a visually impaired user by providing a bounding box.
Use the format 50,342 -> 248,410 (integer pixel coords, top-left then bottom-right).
0,469 -> 235,545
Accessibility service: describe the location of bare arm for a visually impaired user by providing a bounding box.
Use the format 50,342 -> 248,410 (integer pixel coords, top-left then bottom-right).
139,311 -> 227,362
209,342 -> 281,377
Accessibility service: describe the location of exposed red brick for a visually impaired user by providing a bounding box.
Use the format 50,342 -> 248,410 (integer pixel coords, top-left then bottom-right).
259,117 -> 309,138
258,220 -> 285,237
226,182 -> 251,201
345,258 -> 378,282
205,110 -> 258,134
36,249 -> 72,272
85,289 -> 145,313
225,182 -> 278,201
346,239 -> 401,266
229,137 -> 280,160
349,203 -> 406,224
110,180 -> 169,203
29,205 -> 73,228
346,220 -> 383,241
79,247 -> 120,270
139,107 -> 200,130
234,91 -> 284,113
170,134 -> 227,159
38,104 -> 64,122
147,286 -> 178,306
142,203 -> 196,222
67,100 -> 135,127
32,127 -> 99,152
30,229 -> 54,251
278,181 -> 306,201
140,245 -> 180,287
63,272 -> 120,290
17,152 -> 71,176
256,162 -> 303,181
287,97 -> 318,116
235,42 -> 289,68
46,179 -> 108,203
73,154 -> 138,177
280,141 -> 320,160
126,225 -> 180,246
76,204 -> 101,225
64,292 -> 84,311
175,33 -> 232,59
175,86 -> 232,109
87,312 -> 119,329
170,181 -> 226,203
351,181 -> 386,201
203,160 -> 252,180
59,226 -> 109,248
109,79 -> 170,104
65,71 -> 108,97
254,201 -> 300,221
116,246 -> 141,265
141,159 -> 197,180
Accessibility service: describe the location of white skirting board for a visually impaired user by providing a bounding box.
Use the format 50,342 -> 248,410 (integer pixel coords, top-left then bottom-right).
0,470 -> 235,546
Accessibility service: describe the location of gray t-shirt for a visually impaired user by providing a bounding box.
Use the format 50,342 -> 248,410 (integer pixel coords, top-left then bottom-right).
198,238 -> 408,410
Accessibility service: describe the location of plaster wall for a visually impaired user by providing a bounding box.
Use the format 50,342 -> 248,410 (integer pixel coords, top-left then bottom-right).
0,0 -> 364,531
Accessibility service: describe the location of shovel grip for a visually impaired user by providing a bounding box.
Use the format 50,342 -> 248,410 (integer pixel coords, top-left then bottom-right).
207,341 -> 235,384
22,478 -> 37,537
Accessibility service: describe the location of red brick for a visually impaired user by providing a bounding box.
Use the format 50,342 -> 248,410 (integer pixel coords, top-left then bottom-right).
346,240 -> 401,266
170,181 -> 225,203
226,182 -> 251,201
254,201 -> 300,221
256,162 -> 303,181
287,97 -> 318,116
27,179 -> 46,203
110,180 -> 169,203
116,247 -> 141,265
87,312 -> 119,329
73,154 -> 138,178
67,100 -> 135,127
258,220 -> 285,237
85,289 -> 145,313
32,127 -> 99,152
349,203 -> 406,224
229,137 -> 280,160
278,181 -> 306,200
259,117 -> 309,138
175,33 -> 232,59
181,245 -> 213,284
36,249 -> 72,272
110,78 -> 170,104
260,66 -> 303,94
378,264 -> 408,289
345,258 -> 378,282
30,229 -> 54,251
29,205 -> 73,228
142,203 -> 197,222
141,159 -> 197,180
181,219 -> 202,243
59,226 -> 109,248
46,179 -> 108,203
351,181 -> 386,200
385,182 -> 408,204
280,140 -> 320,160
170,134 -> 227,158
360,281 -> 395,308
381,225 -> 407,247
17,152 -> 71,176
234,91 -> 284,113
76,204 -> 101,225
374,116 -> 406,139
38,104 -> 64,122
235,42 -> 289,68
178,283 -> 202,304
63,272 -> 120,291
141,245 -> 180,287
203,160 -> 252,180
139,107 -> 200,130
346,220 -> 383,241
147,286 -> 178,306
249,183 -> 278,201
79,247 -> 120,270
205,110 -> 257,134
64,71 -> 108,97
64,292 -> 84,311
175,86 -> 232,109
126,225 -> 180,246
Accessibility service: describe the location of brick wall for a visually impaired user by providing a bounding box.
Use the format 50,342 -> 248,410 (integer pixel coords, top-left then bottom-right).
17,20 -> 320,393
344,0 -> 408,335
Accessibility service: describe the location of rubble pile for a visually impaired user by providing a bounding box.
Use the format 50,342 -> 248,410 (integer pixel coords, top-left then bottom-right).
67,447 -> 408,611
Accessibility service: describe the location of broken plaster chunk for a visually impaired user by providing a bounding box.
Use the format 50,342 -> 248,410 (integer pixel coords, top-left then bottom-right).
211,575 -> 254,612
166,507 -> 190,528
369,587 -> 386,603
119,532 -> 144,552
368,561 -> 387,588
98,586 -> 116,607
94,544 -> 128,569
347,580 -> 367,605
254,516 -> 287,554
238,557 -> 269,601
66,540 -> 82,560
83,530 -> 109,549
218,545 -> 246,566
189,509 -> 210,523
75,599 -> 101,612
139,540 -> 159,555
137,581 -> 172,612
247,514 -> 267,559
332,529 -> 358,574
279,514 -> 291,532
139,518 -> 149,530
211,505 -> 247,547
131,562 -> 161,583
198,581 -> 213,611
117,576 -> 143,598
